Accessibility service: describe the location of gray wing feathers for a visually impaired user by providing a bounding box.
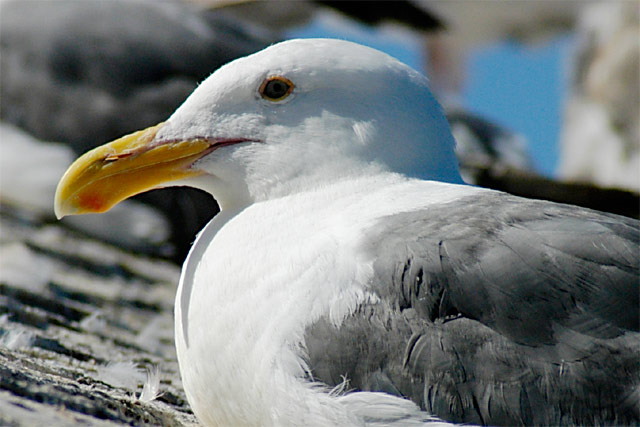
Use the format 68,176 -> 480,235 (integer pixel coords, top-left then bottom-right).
304,193 -> 639,425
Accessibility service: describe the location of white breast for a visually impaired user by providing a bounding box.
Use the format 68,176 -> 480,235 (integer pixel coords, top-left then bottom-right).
173,175 -> 479,426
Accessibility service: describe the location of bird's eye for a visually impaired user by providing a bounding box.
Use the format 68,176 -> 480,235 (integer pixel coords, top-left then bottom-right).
259,76 -> 294,101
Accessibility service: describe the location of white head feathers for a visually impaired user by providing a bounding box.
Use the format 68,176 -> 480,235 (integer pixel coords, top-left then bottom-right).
156,39 -> 463,207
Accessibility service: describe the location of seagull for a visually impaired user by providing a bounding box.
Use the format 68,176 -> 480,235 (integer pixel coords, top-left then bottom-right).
54,39 -> 639,426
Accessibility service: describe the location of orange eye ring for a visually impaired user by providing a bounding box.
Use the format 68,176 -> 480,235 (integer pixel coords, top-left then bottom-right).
259,76 -> 294,101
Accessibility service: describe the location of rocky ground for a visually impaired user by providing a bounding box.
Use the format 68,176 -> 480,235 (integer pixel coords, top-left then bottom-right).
0,203 -> 198,426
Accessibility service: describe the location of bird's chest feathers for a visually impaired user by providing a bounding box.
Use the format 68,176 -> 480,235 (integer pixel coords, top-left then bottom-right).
174,179 -> 477,425
180,179 -> 473,354
182,197 -> 377,366
175,196 -> 378,425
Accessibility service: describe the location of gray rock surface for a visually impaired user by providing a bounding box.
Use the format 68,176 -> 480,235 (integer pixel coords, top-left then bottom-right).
0,203 -> 197,426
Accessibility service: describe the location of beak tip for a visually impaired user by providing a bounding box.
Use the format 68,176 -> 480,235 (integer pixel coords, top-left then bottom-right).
54,183 -> 68,219
54,200 -> 68,220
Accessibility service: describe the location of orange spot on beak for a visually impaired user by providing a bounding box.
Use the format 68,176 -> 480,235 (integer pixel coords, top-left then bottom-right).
77,193 -> 106,212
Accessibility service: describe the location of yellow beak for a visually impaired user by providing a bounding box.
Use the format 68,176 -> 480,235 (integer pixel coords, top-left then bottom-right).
54,123 -> 211,218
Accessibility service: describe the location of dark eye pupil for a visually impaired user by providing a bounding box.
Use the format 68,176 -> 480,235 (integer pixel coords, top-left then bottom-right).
264,80 -> 289,99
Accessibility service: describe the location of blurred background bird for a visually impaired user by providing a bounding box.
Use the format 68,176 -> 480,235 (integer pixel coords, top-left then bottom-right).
1,0 -> 638,262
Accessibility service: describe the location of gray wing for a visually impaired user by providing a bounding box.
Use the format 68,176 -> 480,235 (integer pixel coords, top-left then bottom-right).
304,192 -> 640,426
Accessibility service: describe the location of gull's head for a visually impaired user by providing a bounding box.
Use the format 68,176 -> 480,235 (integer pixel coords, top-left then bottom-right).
55,38 -> 462,216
